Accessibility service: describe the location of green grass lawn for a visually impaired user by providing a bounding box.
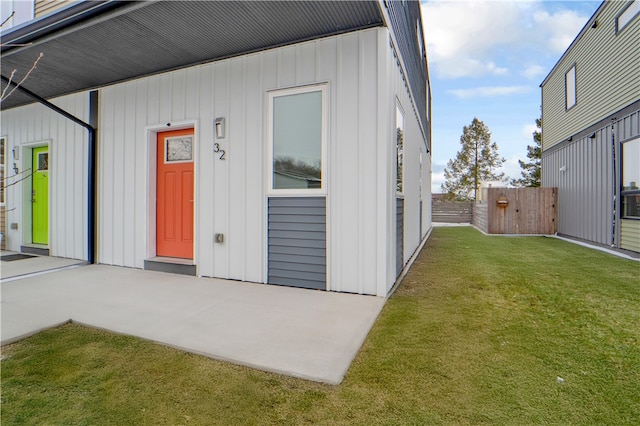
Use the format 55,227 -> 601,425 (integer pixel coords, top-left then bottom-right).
2,227 -> 639,425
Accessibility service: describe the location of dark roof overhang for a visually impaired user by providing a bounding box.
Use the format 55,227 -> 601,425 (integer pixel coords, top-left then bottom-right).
1,0 -> 383,110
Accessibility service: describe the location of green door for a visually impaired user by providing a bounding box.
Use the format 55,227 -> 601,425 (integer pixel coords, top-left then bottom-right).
32,146 -> 49,245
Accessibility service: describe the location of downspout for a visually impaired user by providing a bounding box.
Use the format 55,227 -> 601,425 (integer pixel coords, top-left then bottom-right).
88,91 -> 98,264
1,76 -> 97,263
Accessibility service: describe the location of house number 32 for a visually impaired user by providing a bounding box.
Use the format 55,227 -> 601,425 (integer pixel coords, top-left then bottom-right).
213,143 -> 226,160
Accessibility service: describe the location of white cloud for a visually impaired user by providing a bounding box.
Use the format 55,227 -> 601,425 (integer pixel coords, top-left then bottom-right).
422,0 -> 591,79
448,85 -> 531,99
432,170 -> 445,194
522,123 -> 538,139
532,9 -> 589,53
422,0 -> 522,78
498,155 -> 526,183
521,64 -> 547,80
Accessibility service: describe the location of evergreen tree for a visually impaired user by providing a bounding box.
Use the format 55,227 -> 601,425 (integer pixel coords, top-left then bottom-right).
441,117 -> 505,201
511,117 -> 542,187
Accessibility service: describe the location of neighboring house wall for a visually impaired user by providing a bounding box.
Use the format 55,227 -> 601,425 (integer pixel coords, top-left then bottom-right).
541,0 -> 640,151
542,0 -> 640,253
621,220 -> 640,252
542,125 -> 615,246
0,93 -> 89,259
35,0 -> 73,18
618,112 -> 640,252
543,95 -> 639,251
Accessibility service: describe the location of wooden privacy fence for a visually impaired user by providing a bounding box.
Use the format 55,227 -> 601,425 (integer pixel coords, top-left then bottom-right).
473,187 -> 557,234
432,202 -> 473,223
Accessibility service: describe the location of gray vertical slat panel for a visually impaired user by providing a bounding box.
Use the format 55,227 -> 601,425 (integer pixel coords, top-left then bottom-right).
541,115 -> 638,246
268,197 -> 326,290
385,0 -> 429,147
396,198 -> 404,278
596,129 -> 603,243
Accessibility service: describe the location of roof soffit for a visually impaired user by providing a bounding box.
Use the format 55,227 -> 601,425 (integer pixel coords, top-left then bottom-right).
1,1 -> 383,110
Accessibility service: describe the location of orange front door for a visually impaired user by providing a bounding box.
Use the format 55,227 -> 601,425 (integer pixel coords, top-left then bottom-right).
157,129 -> 194,259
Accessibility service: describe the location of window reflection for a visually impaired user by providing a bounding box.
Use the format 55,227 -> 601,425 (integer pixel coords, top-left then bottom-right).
272,90 -> 323,190
622,138 -> 640,219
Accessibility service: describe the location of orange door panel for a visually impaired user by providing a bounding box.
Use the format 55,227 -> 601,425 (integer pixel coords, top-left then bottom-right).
157,129 -> 194,259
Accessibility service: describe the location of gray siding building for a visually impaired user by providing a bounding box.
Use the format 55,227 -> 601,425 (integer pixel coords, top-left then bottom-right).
541,0 -> 640,254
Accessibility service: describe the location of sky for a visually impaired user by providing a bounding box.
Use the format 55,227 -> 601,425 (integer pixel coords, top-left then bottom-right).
421,0 -> 602,193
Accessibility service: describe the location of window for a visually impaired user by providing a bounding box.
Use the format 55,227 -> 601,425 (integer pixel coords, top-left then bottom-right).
0,137 -> 5,205
426,82 -> 430,119
268,84 -> 327,194
37,152 -> 49,171
396,103 -> 405,194
416,19 -> 424,57
165,136 -> 193,162
565,64 -> 576,110
616,0 -> 639,33
622,138 -> 640,219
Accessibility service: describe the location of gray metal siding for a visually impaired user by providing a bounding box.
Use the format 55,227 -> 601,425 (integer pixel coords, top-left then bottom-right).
542,108 -> 640,247
384,0 -> 430,148
268,197 -> 326,290
617,109 -> 640,142
543,128 -> 614,245
396,198 -> 404,277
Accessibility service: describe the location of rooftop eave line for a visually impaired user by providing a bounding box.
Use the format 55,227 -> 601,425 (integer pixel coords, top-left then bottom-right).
540,0 -> 606,87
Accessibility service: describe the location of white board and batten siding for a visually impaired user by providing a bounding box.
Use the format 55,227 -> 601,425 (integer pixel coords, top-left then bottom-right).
381,32 -> 432,284
1,27 -> 430,295
0,93 -> 89,259
97,28 -> 430,296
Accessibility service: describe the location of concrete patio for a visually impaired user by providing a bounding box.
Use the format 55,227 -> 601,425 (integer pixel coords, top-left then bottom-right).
0,261 -> 385,384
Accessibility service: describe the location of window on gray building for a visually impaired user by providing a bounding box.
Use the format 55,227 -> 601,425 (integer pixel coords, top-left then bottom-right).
565,64 -> 576,110
622,138 -> 640,218
616,0 -> 639,33
396,103 -> 405,194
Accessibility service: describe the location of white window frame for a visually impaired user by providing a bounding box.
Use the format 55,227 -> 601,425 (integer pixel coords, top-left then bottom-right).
164,135 -> 194,164
565,64 -> 576,110
616,0 -> 639,34
396,100 -> 405,196
426,82 -> 430,119
621,137 -> 640,219
0,136 -> 5,206
267,83 -> 328,196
